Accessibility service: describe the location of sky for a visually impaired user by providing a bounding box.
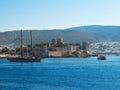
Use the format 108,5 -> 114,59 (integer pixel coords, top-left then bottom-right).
0,0 -> 120,31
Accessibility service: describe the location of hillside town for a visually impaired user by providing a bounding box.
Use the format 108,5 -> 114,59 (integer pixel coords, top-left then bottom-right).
91,41 -> 120,55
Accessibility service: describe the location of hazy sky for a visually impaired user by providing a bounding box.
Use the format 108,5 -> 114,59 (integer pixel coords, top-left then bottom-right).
0,0 -> 120,31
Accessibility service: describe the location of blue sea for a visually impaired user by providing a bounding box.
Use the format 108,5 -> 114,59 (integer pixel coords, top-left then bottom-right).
0,56 -> 120,90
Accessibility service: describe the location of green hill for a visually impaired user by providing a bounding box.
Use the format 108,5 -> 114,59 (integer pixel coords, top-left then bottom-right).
0,25 -> 120,45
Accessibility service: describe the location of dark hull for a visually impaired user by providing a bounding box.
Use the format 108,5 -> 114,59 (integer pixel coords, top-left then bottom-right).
98,56 -> 106,60
7,57 -> 41,62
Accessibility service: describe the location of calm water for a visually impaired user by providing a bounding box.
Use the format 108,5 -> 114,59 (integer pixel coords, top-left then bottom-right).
0,56 -> 120,90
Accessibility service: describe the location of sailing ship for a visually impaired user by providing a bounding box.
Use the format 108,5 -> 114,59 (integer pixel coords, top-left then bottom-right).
7,30 -> 41,62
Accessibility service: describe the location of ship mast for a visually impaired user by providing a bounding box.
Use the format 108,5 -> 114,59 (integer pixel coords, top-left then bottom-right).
20,30 -> 23,57
14,31 -> 16,56
30,30 -> 33,57
26,30 -> 29,57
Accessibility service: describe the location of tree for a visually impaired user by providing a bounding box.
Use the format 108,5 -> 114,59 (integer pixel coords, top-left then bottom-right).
49,47 -> 57,51
34,42 -> 49,48
1,47 -> 10,54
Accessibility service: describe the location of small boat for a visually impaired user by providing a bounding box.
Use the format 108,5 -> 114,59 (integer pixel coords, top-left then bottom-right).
97,55 -> 106,60
7,30 -> 41,62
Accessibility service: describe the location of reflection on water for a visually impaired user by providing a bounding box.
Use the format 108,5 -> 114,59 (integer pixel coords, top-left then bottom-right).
0,56 -> 120,90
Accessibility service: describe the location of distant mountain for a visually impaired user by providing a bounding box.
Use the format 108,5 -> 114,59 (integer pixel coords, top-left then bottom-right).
0,25 -> 120,45
66,25 -> 120,41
